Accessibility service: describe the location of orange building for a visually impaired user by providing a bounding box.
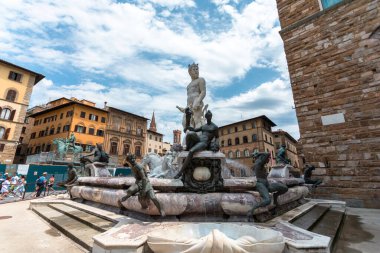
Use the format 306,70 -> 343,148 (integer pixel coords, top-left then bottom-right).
27,97 -> 108,155
0,59 -> 44,164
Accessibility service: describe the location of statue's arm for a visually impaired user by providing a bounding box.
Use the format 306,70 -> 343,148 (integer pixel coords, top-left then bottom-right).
137,164 -> 148,196
193,78 -> 206,108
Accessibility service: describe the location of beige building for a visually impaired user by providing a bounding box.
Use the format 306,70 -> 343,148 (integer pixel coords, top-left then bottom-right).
146,112 -> 169,155
273,130 -> 300,168
276,0 -> 380,207
0,59 -> 44,164
104,106 -> 148,165
219,115 -> 277,168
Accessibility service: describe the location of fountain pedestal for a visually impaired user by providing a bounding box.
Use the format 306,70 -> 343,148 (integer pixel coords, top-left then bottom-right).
178,151 -> 225,193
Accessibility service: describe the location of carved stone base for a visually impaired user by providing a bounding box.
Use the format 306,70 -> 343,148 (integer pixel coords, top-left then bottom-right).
178,151 -> 225,193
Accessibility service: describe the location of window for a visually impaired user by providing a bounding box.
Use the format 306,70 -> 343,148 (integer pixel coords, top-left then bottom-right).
160,138 -> 162,142
38,130 -> 44,137
63,125 -> 70,132
155,136 -> 157,141
0,127 -> 5,139
154,149 -> 158,153
5,90 -> 17,102
110,142 -> 118,155
56,126 -> 61,134
136,127 -> 142,136
60,113 -> 63,119
243,136 -> 248,143
227,128 -> 231,134
0,108 -> 12,120
320,0 -> 342,9
265,135 -> 268,142
89,114 -> 98,121
235,137 -> 240,145
35,146 -> 41,154
66,111 -> 73,117
252,134 -> 257,142
228,139 -> 232,146
242,124 -> 246,130
21,127 -> 26,134
49,128 -> 55,135
123,144 -> 130,155
221,140 -> 225,147
228,151 -> 233,159
80,111 -> 86,118
96,129 -> 104,136
252,121 -> 256,128
8,71 -> 23,82
270,137 -> 272,144
30,132 -> 36,139
46,144 -> 51,152
88,128 -> 95,135
236,150 -> 241,158
0,144 -> 4,152
75,125 -> 86,133
149,134 -> 152,140
244,149 -> 250,157
235,126 -> 238,132
148,148 -> 152,152
101,117 -> 106,123
135,146 -> 141,157
126,125 -> 131,133
276,142 -> 280,149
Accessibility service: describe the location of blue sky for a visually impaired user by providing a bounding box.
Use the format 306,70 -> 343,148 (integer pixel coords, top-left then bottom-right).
0,0 -> 299,142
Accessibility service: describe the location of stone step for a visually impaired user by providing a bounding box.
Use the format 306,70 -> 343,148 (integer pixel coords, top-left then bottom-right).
48,203 -> 115,232
291,204 -> 330,230
32,205 -> 102,251
311,207 -> 345,249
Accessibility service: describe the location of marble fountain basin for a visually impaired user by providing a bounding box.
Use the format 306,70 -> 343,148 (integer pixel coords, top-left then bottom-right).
147,223 -> 285,253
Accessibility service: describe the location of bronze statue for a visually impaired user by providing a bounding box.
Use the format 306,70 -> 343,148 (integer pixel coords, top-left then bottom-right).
276,144 -> 290,164
118,154 -> 165,217
304,165 -> 322,188
174,110 -> 219,179
248,152 -> 288,221
81,143 -> 109,164
57,163 -> 78,199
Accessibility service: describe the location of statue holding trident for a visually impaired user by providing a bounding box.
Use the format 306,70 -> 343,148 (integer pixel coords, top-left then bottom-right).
177,63 -> 208,130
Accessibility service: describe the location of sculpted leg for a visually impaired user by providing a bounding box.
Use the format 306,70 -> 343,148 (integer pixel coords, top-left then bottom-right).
148,190 -> 165,217
269,182 -> 288,206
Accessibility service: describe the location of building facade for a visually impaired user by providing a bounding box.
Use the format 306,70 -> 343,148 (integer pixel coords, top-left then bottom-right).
103,106 -> 148,165
173,130 -> 182,145
0,60 -> 44,164
276,0 -> 380,207
219,116 -> 277,168
273,130 -> 301,168
27,97 -> 108,156
146,112 -> 168,155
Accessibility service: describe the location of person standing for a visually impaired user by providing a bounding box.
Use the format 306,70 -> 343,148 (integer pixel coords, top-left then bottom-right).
35,172 -> 47,197
0,176 -> 11,200
47,175 -> 55,194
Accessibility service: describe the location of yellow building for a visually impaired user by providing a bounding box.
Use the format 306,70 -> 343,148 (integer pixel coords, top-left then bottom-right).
27,97 -> 108,156
0,59 -> 44,164
219,115 -> 277,168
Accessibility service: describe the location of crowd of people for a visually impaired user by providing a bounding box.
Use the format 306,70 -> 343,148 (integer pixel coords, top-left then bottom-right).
0,172 -> 56,200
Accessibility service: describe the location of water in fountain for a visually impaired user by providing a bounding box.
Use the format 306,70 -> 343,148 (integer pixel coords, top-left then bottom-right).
225,158 -> 252,177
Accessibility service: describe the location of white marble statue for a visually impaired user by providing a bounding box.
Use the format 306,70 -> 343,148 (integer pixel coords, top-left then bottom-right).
177,63 -> 208,130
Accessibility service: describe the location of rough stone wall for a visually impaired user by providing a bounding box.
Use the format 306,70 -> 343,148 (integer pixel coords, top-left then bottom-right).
277,0 -> 380,207
276,0 -> 320,28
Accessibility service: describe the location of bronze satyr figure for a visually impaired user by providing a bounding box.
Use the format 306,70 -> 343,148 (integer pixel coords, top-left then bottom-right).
118,153 -> 165,217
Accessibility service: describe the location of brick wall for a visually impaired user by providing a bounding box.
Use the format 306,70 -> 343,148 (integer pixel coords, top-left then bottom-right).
277,0 -> 380,207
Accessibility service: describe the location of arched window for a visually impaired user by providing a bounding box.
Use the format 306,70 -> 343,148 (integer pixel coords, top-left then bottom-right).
228,151 -> 233,159
252,134 -> 257,142
236,150 -> 241,158
123,143 -> 130,155
6,89 -> 17,102
221,140 -> 225,147
0,108 -> 11,120
110,141 -> 118,155
227,139 -> 232,146
74,124 -> 86,133
235,137 -> 240,145
244,149 -> 250,157
135,146 -> 141,157
243,136 -> 248,143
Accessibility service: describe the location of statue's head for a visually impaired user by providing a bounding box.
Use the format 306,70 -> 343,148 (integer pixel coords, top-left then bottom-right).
205,110 -> 212,121
188,63 -> 199,79
96,143 -> 103,151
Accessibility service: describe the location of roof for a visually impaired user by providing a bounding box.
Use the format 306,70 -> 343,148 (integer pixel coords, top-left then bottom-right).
272,130 -> 298,143
29,100 -> 108,117
106,106 -> 149,121
147,129 -> 164,136
0,59 -> 45,85
219,115 -> 277,128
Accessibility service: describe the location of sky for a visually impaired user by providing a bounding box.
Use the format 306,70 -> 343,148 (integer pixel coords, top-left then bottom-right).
0,0 -> 299,143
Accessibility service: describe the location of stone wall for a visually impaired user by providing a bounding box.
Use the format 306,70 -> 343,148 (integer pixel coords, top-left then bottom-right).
276,0 -> 380,207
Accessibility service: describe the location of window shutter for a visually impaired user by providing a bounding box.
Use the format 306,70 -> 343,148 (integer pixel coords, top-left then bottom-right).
74,125 -> 78,132
9,110 -> 16,121
83,127 -> 87,133
95,115 -> 99,121
4,128 -> 10,140
89,114 -> 92,120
